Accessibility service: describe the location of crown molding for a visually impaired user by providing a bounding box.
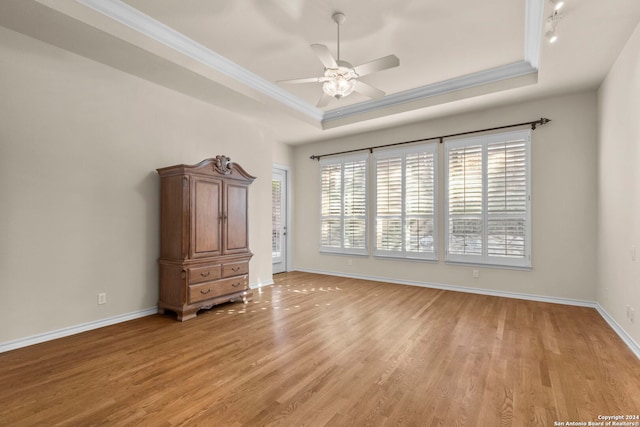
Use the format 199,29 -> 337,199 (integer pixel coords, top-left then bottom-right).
75,0 -> 323,123
322,61 -> 537,124
72,0 -> 544,129
525,0 -> 545,68
323,0 -> 544,125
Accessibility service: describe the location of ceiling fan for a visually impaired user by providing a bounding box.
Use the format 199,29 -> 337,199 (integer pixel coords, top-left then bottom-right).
277,12 -> 400,108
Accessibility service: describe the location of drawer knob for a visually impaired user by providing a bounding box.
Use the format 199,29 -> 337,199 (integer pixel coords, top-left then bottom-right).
200,288 -> 211,295
232,282 -> 241,287
232,266 -> 240,272
200,271 -> 210,277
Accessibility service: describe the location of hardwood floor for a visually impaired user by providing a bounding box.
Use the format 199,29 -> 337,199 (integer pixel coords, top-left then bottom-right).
1,272 -> 639,426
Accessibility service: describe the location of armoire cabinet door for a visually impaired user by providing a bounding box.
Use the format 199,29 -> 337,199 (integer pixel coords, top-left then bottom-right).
190,177 -> 222,258
223,182 -> 249,254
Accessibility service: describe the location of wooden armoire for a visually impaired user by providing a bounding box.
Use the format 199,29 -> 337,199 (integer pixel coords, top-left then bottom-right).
156,156 -> 255,321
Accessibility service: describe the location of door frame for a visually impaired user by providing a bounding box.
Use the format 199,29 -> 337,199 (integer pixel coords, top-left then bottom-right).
272,164 -> 292,273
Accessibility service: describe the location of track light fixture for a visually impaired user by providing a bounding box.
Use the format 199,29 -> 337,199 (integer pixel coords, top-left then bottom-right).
545,9 -> 563,43
549,0 -> 565,11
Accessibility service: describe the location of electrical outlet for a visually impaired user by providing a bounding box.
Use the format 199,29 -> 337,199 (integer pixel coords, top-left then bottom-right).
472,269 -> 479,278
627,305 -> 631,318
632,246 -> 637,261
630,307 -> 635,323
98,293 -> 107,305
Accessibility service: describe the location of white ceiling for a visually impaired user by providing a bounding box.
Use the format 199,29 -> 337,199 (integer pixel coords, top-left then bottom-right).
1,0 -> 639,144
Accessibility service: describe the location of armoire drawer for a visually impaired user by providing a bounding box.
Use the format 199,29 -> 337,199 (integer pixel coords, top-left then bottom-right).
222,261 -> 249,278
189,265 -> 222,284
188,276 -> 248,303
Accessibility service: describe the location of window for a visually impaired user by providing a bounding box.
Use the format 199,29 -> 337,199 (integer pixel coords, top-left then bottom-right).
319,154 -> 368,254
374,144 -> 437,260
445,130 -> 531,268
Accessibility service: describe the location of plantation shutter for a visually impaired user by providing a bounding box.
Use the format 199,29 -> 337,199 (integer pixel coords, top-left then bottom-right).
375,155 -> 403,252
343,159 -> 367,250
320,162 -> 342,249
486,134 -> 528,264
445,130 -> 531,267
272,179 -> 282,257
447,143 -> 483,261
374,144 -> 437,259
320,154 -> 368,254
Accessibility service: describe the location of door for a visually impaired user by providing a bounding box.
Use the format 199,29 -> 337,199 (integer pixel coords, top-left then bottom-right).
191,176 -> 222,258
223,181 -> 250,254
272,168 -> 287,273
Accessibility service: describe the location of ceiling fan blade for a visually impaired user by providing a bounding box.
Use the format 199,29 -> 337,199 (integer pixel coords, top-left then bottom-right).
354,81 -> 386,99
316,92 -> 333,108
311,44 -> 338,69
277,76 -> 324,85
353,55 -> 399,77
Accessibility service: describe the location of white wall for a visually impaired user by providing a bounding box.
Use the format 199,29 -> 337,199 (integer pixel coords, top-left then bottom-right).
5,13 -> 633,349
597,22 -> 640,346
272,134 -> 294,167
292,92 -> 599,301
0,27 -> 276,343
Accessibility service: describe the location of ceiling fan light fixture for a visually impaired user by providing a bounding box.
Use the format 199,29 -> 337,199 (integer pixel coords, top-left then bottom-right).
276,11 -> 399,105
545,29 -> 558,43
322,66 -> 358,98
322,76 -> 357,98
550,0 -> 565,11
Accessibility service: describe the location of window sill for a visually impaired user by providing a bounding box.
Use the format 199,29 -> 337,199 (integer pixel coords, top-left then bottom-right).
373,254 -> 438,263
444,260 -> 532,271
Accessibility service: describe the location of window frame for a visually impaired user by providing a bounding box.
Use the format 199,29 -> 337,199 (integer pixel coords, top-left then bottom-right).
444,129 -> 532,268
318,153 -> 369,255
373,143 -> 438,261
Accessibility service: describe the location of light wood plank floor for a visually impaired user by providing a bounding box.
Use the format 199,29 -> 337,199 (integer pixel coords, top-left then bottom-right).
1,272 -> 639,426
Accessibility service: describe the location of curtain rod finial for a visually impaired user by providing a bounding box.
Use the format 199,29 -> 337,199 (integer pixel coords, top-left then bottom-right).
533,117 -> 552,130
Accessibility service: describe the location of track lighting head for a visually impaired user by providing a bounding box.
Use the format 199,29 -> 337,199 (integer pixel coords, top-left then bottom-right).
544,10 -> 563,44
550,0 -> 565,11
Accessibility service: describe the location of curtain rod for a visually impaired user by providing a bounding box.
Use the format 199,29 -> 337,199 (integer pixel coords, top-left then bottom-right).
310,117 -> 551,161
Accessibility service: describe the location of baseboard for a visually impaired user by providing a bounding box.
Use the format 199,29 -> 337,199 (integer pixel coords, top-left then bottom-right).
1,280 -> 274,354
0,307 -> 158,354
293,267 -> 640,360
5,274 -> 638,361
595,304 -> 640,359
293,267 -> 597,307
250,279 -> 275,289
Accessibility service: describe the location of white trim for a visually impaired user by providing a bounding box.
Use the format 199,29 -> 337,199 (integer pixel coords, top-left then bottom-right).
292,267 -> 640,360
524,0 -> 545,69
72,0 -> 543,128
444,129 -> 532,268
319,154 -> 369,255
0,307 -> 157,353
0,278 -> 274,353
5,276 -> 637,361
76,0 -> 323,123
595,305 -> 640,360
373,143 -> 438,260
272,164 -> 293,273
250,279 -> 275,289
293,267 -> 595,306
322,61 -> 537,123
